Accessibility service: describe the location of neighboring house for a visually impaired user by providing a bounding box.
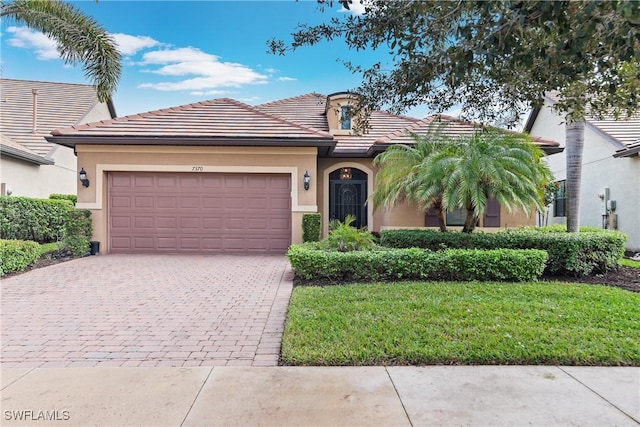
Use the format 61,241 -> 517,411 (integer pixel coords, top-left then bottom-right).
525,92 -> 640,252
0,79 -> 116,198
47,92 -> 559,254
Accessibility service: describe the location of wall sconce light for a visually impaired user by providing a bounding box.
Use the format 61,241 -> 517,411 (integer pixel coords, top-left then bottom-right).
79,167 -> 90,187
303,171 -> 310,190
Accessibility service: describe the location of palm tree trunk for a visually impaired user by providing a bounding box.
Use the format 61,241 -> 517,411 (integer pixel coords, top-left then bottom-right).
565,118 -> 585,233
462,207 -> 477,233
432,198 -> 448,232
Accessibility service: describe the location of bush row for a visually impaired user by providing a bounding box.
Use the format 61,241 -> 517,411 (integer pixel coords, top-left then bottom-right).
287,245 -> 548,283
0,196 -> 74,242
380,228 -> 626,276
0,196 -> 93,256
0,240 -> 41,276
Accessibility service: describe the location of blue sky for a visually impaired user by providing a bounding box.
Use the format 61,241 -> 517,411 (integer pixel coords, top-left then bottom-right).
1,0 -> 435,118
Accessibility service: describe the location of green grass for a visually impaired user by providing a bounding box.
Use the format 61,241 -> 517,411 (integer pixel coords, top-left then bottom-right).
282,281 -> 640,366
619,258 -> 640,268
39,242 -> 61,255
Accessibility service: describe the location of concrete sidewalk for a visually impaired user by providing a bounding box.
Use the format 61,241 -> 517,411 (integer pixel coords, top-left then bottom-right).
2,366 -> 638,426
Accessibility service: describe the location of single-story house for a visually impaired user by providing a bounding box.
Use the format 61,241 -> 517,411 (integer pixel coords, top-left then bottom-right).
0,78 -> 116,198
525,92 -> 640,252
47,92 -> 559,254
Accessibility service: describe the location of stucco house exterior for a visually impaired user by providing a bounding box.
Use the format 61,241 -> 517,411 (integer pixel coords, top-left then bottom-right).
525,92 -> 640,252
47,92 -> 559,254
0,79 -> 116,198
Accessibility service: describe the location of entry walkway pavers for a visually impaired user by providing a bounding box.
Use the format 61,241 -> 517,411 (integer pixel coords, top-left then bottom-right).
1,366 -> 638,426
1,255 -> 293,368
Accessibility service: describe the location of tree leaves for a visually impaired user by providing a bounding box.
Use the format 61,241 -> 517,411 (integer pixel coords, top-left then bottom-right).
2,0 -> 122,102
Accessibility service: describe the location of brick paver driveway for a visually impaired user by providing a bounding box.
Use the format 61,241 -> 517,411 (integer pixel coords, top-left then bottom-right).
1,254 -> 292,368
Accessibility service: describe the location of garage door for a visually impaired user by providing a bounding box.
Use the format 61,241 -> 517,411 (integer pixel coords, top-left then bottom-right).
108,172 -> 291,253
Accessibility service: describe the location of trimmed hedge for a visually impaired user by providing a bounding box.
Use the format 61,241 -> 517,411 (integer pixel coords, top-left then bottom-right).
287,245 -> 548,283
380,228 -> 626,276
302,213 -> 322,242
0,196 -> 73,242
0,196 -> 93,256
0,239 -> 40,276
63,209 -> 93,256
49,194 -> 77,204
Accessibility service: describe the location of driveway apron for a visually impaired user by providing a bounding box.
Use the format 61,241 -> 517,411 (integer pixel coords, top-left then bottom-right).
0,254 -> 293,368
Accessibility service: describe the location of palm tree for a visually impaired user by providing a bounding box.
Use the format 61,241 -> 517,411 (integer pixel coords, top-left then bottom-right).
1,0 -> 121,102
372,128 -> 451,231
438,131 -> 552,233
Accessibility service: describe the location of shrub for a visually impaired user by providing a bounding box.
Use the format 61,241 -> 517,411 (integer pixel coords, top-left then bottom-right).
321,215 -> 375,252
380,228 -> 626,276
287,245 -> 547,283
62,209 -> 93,256
0,239 -> 40,276
0,196 -> 93,255
302,213 -> 322,242
49,194 -> 77,205
0,196 -> 74,243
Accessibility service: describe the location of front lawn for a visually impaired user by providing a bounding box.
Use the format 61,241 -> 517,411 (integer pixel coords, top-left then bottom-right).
282,281 -> 640,366
620,258 -> 640,269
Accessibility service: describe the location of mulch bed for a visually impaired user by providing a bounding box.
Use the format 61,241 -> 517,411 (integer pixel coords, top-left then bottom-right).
542,266 -> 640,293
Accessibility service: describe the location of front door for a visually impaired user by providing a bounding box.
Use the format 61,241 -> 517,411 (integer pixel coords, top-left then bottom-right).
329,167 -> 368,229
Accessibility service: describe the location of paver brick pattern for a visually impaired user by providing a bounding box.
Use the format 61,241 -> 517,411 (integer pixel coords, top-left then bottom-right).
1,254 -> 293,368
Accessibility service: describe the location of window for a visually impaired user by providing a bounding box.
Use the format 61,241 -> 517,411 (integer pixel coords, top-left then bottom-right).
446,208 -> 466,226
554,180 -> 566,217
340,106 -> 351,130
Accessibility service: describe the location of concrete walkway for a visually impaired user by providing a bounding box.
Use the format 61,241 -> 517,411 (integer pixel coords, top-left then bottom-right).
1,366 -> 638,426
1,255 -> 293,368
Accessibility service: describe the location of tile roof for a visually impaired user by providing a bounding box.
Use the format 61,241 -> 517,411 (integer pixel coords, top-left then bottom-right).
0,78 -> 110,159
373,114 -> 560,152
0,133 -> 53,165
48,91 -> 560,157
258,93 -> 419,156
51,98 -> 334,141
544,92 -> 640,146
256,93 -> 329,132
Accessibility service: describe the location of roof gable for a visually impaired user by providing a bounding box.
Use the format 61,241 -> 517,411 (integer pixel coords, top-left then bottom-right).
526,92 -> 640,146
0,78 -> 112,158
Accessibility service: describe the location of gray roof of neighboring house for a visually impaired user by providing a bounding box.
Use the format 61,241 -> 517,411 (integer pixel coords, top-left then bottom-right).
525,92 -> 640,149
48,92 -> 560,157
0,78 -> 116,163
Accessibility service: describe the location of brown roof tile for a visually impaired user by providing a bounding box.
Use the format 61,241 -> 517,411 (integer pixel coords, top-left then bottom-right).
257,93 -> 329,132
0,78 -> 109,157
52,98 -> 334,140
374,114 -> 560,150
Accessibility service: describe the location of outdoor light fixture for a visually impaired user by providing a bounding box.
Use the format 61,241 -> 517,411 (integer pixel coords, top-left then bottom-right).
303,171 -> 311,190
79,168 -> 90,187
339,167 -> 352,180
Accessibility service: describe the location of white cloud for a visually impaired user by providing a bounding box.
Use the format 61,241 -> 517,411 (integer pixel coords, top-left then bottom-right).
278,76 -> 297,82
6,26 -> 161,60
338,0 -> 367,16
189,90 -> 231,96
5,26 -> 58,60
138,47 -> 268,91
112,33 -> 160,56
